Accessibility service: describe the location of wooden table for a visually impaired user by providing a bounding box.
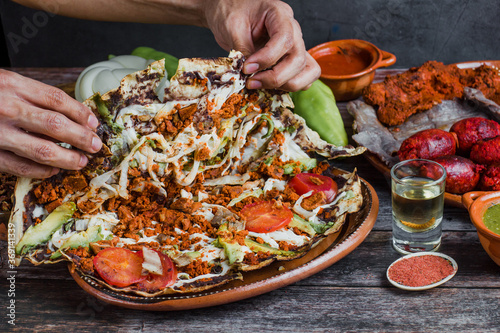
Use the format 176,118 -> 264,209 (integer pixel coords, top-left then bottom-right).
1,68 -> 499,332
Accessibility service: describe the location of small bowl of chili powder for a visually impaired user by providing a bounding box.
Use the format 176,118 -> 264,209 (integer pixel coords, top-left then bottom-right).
387,252 -> 458,291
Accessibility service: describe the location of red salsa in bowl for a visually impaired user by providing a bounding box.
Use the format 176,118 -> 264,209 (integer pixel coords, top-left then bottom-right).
314,51 -> 372,76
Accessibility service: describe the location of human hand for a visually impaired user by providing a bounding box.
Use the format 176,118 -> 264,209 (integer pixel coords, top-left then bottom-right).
203,0 -> 320,91
0,69 -> 103,178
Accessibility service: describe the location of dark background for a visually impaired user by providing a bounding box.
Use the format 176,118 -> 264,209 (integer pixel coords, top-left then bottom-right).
0,0 -> 499,68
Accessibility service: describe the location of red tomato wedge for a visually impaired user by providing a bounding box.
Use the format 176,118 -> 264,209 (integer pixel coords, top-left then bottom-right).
241,201 -> 294,233
288,173 -> 338,203
93,248 -> 146,288
136,250 -> 177,292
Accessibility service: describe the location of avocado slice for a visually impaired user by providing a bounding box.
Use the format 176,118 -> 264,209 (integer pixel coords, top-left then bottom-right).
244,238 -> 297,257
50,225 -> 110,260
283,158 -> 317,175
216,224 -> 248,265
216,223 -> 301,264
15,202 -> 76,255
289,214 -> 317,237
222,240 -> 247,265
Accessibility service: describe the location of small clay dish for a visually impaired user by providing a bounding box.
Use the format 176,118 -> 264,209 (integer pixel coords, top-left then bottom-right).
463,191 -> 500,266
308,39 -> 396,101
386,252 -> 458,291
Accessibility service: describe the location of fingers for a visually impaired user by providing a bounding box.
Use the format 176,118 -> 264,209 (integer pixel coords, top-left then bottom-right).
242,5 -> 319,91
204,0 -> 318,91
0,150 -> 59,179
243,9 -> 296,76
228,22 -> 255,57
0,123 -> 89,173
9,70 -> 100,131
0,69 -> 102,154
0,69 -> 103,177
14,105 -> 102,155
246,32 -> 306,90
278,53 -> 321,92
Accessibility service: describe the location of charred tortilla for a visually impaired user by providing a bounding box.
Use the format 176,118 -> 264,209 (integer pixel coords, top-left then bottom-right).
12,51 -> 364,296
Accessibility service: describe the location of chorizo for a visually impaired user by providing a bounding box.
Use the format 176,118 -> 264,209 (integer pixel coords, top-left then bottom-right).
433,156 -> 483,194
450,117 -> 500,155
398,129 -> 457,161
470,136 -> 500,165
479,163 -> 500,191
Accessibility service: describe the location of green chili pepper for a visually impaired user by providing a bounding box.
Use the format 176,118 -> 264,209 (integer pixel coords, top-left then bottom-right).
131,46 -> 179,79
290,80 -> 348,146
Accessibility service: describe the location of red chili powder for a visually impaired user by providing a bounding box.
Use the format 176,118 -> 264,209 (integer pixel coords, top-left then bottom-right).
388,255 -> 455,287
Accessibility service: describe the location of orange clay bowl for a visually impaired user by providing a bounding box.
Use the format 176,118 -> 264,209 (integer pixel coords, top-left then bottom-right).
463,191 -> 500,266
308,39 -> 396,101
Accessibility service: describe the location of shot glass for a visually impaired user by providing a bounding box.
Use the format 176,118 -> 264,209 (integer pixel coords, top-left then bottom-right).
391,159 -> 446,254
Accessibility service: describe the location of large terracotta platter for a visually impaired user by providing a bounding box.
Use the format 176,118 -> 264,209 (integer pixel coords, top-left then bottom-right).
363,60 -> 500,208
69,175 -> 379,311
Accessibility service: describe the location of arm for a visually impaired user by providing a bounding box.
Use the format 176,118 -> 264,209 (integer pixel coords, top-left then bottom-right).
4,0 -> 318,178
14,0 -> 207,25
15,0 -> 320,91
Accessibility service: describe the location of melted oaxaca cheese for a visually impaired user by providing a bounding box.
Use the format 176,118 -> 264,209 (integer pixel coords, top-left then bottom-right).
172,256 -> 231,288
248,228 -> 309,248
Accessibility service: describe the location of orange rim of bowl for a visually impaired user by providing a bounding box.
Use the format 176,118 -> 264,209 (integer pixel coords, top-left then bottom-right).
469,194 -> 500,241
308,39 -> 382,80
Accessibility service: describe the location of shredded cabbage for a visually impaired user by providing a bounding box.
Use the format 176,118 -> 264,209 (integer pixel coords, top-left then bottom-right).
228,189 -> 263,206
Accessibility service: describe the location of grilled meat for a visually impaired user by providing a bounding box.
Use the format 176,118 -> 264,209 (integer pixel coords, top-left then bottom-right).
363,61 -> 500,126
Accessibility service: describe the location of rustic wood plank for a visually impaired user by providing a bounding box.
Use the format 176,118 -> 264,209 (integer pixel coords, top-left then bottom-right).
2,230 -> 497,286
301,231 -> 500,288
7,67 -> 83,86
2,278 -> 499,333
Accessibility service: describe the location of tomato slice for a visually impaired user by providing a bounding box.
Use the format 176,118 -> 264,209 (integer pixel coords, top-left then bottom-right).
136,250 -> 177,292
93,248 -> 146,288
241,201 -> 293,233
288,173 -> 338,203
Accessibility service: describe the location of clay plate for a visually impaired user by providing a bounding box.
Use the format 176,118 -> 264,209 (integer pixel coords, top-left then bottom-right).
69,175 -> 379,311
362,60 -> 500,208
